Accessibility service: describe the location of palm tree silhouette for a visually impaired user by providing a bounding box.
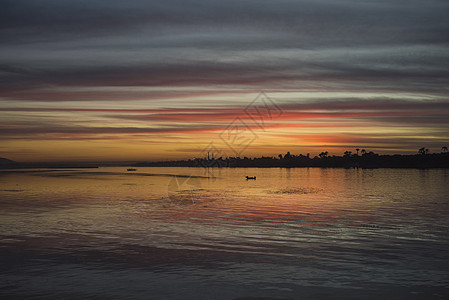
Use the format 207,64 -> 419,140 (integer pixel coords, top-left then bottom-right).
356,148 -> 360,156
361,149 -> 366,156
319,151 -> 328,158
442,146 -> 448,153
418,147 -> 429,155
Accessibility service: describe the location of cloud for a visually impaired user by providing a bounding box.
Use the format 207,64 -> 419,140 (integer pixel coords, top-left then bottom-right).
3,98 -> 448,113
1,1 -> 448,159
1,99 -> 448,140
1,0 -> 448,94
2,0 -> 448,44
0,124 -> 221,139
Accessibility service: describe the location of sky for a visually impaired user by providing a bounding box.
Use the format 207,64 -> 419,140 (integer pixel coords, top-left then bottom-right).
1,0 -> 448,162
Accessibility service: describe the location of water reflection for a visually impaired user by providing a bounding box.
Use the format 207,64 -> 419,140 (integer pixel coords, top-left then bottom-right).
1,167 -> 449,299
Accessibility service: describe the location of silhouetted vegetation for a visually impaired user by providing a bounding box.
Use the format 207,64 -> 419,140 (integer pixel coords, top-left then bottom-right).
135,147 -> 449,169
2,146 -> 449,170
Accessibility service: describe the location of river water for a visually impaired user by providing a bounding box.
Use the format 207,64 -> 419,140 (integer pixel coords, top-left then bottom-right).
1,167 -> 448,299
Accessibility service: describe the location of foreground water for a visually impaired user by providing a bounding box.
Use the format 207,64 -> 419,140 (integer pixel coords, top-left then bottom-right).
1,167 -> 448,299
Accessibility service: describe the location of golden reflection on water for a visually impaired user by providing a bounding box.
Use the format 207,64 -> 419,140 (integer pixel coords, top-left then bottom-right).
1,167 -> 449,298
1,167 -> 448,223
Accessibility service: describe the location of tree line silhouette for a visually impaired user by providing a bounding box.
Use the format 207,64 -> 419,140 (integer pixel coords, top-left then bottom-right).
2,147 -> 447,169
137,147 -> 449,168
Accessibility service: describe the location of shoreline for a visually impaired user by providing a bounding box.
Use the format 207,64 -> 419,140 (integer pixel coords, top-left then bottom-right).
2,153 -> 449,170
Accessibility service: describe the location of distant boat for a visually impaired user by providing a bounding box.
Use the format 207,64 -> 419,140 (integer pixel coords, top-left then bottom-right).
127,168 -> 137,171
246,176 -> 256,180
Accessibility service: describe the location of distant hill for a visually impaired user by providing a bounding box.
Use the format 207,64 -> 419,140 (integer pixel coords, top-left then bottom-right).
0,157 -> 16,164
0,158 -> 18,168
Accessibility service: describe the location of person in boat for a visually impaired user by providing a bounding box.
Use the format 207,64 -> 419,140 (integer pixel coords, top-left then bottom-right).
246,176 -> 256,180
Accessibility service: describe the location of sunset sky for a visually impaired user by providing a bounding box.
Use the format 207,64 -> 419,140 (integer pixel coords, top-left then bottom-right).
1,0 -> 448,162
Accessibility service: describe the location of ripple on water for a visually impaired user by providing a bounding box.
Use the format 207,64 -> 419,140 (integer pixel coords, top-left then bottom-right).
1,167 -> 449,299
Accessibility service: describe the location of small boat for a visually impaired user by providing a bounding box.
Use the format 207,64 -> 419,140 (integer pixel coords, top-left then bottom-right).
127,168 -> 137,171
245,176 -> 256,180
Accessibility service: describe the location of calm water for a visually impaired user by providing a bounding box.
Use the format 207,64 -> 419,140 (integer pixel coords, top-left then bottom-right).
1,167 -> 449,299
